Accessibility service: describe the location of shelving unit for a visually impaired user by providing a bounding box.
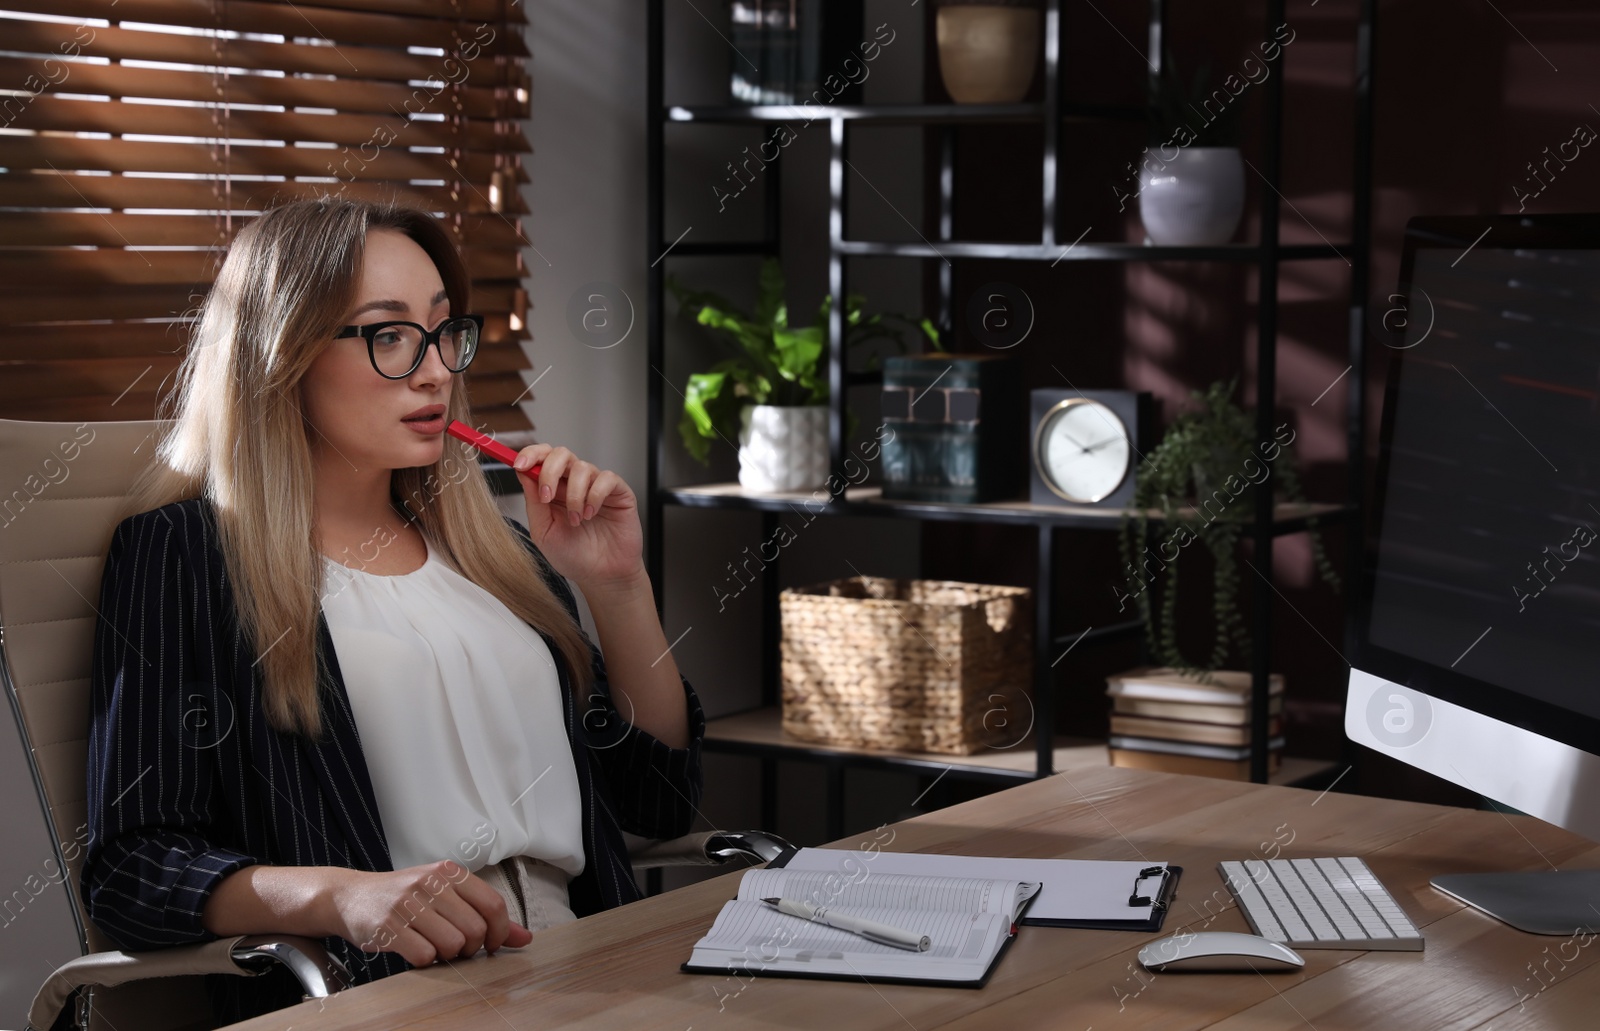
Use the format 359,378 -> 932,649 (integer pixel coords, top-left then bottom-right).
645,0 -> 1375,839
704,707 -> 1338,786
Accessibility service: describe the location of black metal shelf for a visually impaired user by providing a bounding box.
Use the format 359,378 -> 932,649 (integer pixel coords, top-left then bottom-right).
665,239 -> 1351,263
660,481 -> 1355,534
668,102 -> 1041,124
666,101 -> 1144,125
837,239 -> 1349,262
645,0 -> 1378,829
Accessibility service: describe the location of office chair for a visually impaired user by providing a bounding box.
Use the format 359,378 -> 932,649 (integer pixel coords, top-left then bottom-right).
0,418 -> 787,1031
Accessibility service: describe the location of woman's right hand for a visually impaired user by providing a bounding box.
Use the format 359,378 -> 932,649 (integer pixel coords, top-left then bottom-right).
325,860 -> 534,966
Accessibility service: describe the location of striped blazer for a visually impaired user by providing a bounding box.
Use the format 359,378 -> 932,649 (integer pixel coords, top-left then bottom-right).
82,497 -> 705,1024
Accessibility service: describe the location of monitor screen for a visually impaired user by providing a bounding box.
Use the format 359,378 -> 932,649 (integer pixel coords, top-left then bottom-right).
1360,216 -> 1600,756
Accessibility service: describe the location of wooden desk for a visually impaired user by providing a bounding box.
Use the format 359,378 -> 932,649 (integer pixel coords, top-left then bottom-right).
229,767 -> 1599,1030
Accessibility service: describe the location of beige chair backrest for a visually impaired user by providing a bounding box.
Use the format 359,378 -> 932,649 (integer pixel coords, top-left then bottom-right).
0,418 -> 166,959
0,418 -> 223,1031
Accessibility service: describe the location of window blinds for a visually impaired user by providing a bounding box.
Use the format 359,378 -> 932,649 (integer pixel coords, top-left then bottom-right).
0,1 -> 534,430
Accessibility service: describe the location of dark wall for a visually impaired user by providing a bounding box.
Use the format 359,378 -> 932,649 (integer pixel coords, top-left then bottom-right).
912,1 -> 1600,805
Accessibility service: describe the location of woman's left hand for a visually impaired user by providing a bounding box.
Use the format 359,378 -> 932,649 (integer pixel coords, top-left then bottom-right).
510,444 -> 643,591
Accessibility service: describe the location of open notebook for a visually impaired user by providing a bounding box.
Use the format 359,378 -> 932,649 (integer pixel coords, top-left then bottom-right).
683,867 -> 1041,987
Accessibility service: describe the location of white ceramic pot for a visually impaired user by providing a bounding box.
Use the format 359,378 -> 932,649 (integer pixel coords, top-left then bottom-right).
935,6 -> 1041,104
1138,146 -> 1246,247
738,404 -> 829,492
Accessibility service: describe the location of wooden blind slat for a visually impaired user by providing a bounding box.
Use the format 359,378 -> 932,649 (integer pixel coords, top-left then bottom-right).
1,382 -> 535,430
0,137 -> 526,184
0,250 -> 221,288
454,370 -> 542,408
462,343 -> 540,376
0,356 -> 183,403
0,287 -> 203,323
386,282 -> 517,314
1,282 -> 522,323
0,366 -> 534,417
0,58 -> 528,121
8,96 -> 531,153
310,0 -> 525,23
3,394 -> 169,423
0,18 -> 527,85
465,249 -> 524,281
0,0 -> 527,24
1,2 -> 531,54
0,358 -> 528,406
0,212 -> 255,248
3,315 -> 526,362
0,174 -> 528,216
0,322 -> 190,361
0,247 -> 523,287
0,212 -> 527,249
457,406 -> 529,435
145,0 -> 530,23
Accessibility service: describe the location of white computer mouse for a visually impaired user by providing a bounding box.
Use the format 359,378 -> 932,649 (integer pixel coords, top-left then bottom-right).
1137,931 -> 1305,972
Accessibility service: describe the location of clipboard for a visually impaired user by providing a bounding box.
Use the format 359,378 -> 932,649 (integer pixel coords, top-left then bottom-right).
767,848 -> 1182,933
1023,864 -> 1182,932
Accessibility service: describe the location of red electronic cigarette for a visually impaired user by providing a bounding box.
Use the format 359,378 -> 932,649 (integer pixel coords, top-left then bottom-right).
446,419 -> 542,477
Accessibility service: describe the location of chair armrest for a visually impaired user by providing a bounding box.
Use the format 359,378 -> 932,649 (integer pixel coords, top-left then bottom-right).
230,935 -> 351,997
28,935 -> 349,1031
629,830 -> 795,869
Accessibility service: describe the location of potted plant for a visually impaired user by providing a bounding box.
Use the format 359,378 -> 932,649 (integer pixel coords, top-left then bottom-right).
1117,378 -> 1338,681
667,258 -> 940,492
1138,46 -> 1246,246
933,0 -> 1044,104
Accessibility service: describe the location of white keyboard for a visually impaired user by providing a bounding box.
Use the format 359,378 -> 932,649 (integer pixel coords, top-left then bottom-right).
1218,857 -> 1424,951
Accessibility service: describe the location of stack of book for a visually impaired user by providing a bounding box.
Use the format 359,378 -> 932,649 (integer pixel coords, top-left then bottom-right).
1105,667 -> 1285,780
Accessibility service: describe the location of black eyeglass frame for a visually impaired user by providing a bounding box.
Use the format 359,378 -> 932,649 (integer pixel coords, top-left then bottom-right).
334,314 -> 484,380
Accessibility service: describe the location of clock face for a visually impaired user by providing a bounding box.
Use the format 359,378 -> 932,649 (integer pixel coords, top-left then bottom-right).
1035,399 -> 1131,503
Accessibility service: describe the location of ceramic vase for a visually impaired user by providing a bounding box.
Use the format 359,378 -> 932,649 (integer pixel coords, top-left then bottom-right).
738,404 -> 829,492
935,5 -> 1042,104
1138,146 -> 1246,247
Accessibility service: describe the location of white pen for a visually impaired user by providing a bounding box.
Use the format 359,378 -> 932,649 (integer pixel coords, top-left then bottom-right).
761,897 -> 931,952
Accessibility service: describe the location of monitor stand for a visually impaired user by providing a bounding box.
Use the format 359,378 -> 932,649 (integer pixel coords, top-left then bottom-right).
1431,870 -> 1600,935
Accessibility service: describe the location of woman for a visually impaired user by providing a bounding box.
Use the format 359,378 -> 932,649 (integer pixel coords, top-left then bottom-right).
82,198 -> 704,1024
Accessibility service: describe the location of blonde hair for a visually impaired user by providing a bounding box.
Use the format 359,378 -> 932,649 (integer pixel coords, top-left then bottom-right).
121,197 -> 593,738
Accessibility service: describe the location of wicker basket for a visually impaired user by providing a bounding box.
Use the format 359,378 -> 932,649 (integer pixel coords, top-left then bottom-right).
780,576 -> 1033,755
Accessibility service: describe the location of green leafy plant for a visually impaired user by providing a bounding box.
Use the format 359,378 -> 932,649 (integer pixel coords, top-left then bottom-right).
1117,378 -> 1338,682
1149,45 -> 1244,150
666,258 -> 942,464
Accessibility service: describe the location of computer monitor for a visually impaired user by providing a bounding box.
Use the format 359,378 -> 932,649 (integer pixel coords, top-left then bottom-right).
1347,212 -> 1600,935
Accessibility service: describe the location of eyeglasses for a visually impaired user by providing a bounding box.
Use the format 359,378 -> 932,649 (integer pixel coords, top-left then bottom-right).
335,314 -> 483,379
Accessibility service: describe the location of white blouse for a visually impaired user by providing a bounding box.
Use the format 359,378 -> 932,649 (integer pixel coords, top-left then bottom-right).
318,532 -> 586,879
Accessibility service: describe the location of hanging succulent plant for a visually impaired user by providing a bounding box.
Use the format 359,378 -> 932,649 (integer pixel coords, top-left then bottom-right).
1117,378 -> 1338,683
